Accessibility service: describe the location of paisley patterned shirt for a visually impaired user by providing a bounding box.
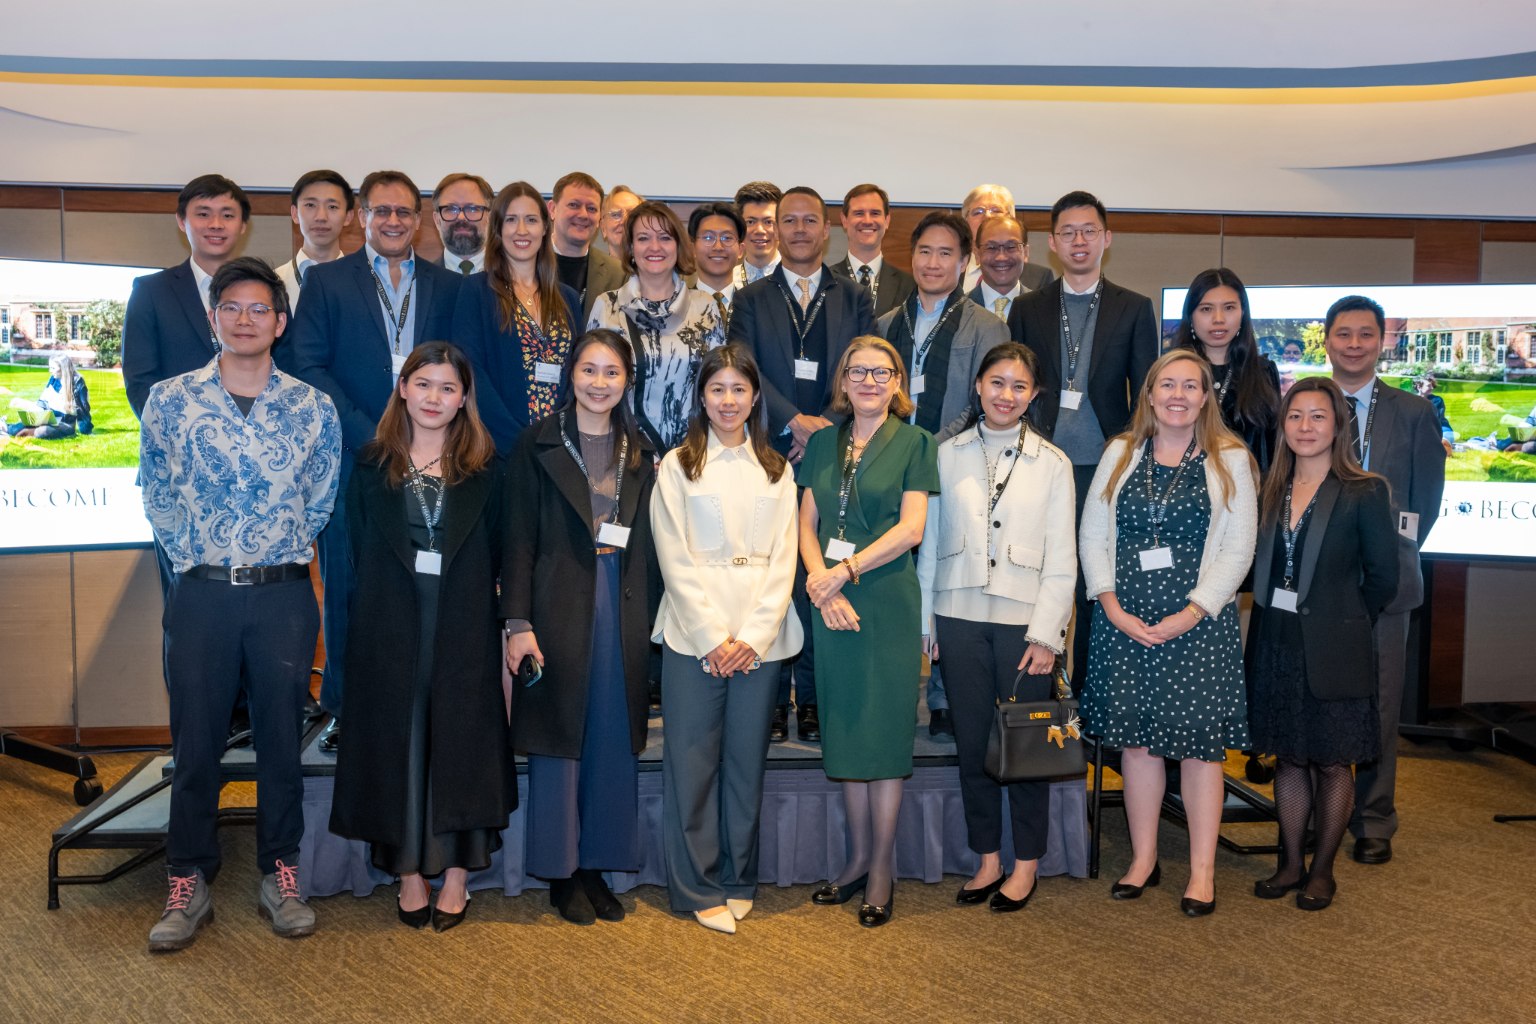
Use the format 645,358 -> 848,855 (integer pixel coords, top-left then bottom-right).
140,357 -> 342,573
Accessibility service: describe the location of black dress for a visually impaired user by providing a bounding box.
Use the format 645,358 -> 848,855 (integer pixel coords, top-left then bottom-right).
1247,521 -> 1381,766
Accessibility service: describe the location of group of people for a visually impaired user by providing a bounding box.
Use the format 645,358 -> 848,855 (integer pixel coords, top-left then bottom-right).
125,168 -> 1445,953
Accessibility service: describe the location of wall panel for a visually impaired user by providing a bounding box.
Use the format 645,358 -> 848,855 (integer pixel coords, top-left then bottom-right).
0,553 -> 76,727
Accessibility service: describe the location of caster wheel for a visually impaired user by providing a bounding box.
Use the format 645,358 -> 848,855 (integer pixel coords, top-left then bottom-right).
73,777 -> 104,806
1245,755 -> 1276,784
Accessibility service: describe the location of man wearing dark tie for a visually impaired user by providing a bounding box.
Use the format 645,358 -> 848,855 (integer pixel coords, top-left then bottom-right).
831,183 -> 914,319
276,169 -> 355,312
1325,294 -> 1446,866
279,169 -> 464,752
431,173 -> 494,276
968,213 -> 1044,322
729,185 -> 875,744
960,183 -> 1053,295
689,202 -> 745,327
1009,190 -> 1158,689
548,171 -> 625,322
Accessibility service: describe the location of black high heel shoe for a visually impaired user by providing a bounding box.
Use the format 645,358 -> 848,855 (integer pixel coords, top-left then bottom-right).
397,899 -> 431,930
811,874 -> 868,906
858,884 -> 895,928
955,874 -> 1005,905
431,894 -> 470,933
1110,862 -> 1161,900
989,875 -> 1038,913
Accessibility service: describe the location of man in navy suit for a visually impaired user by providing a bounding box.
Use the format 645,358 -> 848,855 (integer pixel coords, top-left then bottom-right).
278,169 -> 463,751
729,185 -> 875,745
831,183 -> 914,319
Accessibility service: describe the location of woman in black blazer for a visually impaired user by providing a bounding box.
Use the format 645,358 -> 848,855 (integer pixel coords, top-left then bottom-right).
329,342 -> 514,933
501,328 -> 662,925
1246,376 -> 1398,911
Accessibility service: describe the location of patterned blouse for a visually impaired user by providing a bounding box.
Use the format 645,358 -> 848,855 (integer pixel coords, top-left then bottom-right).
515,296 -> 575,424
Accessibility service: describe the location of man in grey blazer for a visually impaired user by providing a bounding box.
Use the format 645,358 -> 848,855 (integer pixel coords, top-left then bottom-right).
1325,294 -> 1446,865
877,209 -> 1008,736
548,171 -> 626,323
831,183 -> 915,319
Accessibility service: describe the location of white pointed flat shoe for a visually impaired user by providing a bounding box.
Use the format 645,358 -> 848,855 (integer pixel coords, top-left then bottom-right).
726,898 -> 753,921
694,907 -> 737,934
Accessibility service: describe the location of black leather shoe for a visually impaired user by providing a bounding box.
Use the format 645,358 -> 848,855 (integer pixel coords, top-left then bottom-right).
1253,871 -> 1306,900
1296,878 -> 1336,912
797,704 -> 821,743
769,705 -> 789,744
928,708 -> 954,738
431,896 -> 470,933
1110,862 -> 1161,900
858,885 -> 895,928
576,868 -> 624,922
1353,838 -> 1392,865
955,874 -> 1004,905
1180,890 -> 1217,917
648,678 -> 663,716
989,875 -> 1038,913
397,899 -> 430,929
227,705 -> 253,748
317,717 -> 341,754
549,876 -> 595,925
811,874 -> 867,905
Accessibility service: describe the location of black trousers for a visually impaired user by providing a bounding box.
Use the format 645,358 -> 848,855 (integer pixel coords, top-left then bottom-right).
776,539 -> 817,708
936,614 -> 1050,860
1069,462 -> 1097,692
164,573 -> 317,880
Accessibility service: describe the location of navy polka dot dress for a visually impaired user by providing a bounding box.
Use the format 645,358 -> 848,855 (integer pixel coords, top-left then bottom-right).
1082,454 -> 1250,762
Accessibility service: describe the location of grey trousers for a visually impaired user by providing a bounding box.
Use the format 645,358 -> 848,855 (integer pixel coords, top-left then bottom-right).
661,645 -> 779,912
1352,610 -> 1409,840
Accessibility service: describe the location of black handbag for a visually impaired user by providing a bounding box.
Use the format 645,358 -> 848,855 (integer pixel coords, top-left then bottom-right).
983,664 -> 1086,783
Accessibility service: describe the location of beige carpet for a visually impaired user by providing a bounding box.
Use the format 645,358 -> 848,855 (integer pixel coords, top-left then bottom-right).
3,740 -> 1534,1024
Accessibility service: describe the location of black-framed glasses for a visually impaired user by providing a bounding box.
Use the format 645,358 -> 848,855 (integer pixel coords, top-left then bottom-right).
364,204 -> 419,222
845,366 -> 895,383
1053,227 -> 1103,242
215,302 -> 275,321
438,203 -> 488,222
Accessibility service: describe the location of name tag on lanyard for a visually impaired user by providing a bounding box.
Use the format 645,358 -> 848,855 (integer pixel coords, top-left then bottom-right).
1271,587 -> 1298,613
535,362 -> 562,384
597,521 -> 631,548
825,537 -> 856,561
415,550 -> 442,575
794,359 -> 819,381
1139,546 -> 1173,571
1060,388 -> 1083,410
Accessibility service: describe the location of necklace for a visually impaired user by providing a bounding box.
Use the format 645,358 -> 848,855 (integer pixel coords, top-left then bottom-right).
411,453 -> 443,475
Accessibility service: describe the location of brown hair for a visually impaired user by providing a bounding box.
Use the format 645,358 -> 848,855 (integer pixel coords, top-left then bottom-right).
1100,350 -> 1251,508
1259,376 -> 1386,528
357,170 -> 421,211
842,183 -> 890,214
363,342 -> 495,487
829,335 -> 915,420
484,181 -> 570,337
677,344 -> 787,484
621,201 -> 698,278
552,171 -> 604,203
432,173 -> 493,203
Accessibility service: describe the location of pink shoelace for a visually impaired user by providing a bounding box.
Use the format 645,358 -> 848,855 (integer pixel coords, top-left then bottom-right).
165,874 -> 198,912
273,859 -> 302,900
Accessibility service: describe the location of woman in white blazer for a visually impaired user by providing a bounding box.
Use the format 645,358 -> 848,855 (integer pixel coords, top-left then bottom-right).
918,342 -> 1077,913
1079,349 -> 1257,918
651,343 -> 803,934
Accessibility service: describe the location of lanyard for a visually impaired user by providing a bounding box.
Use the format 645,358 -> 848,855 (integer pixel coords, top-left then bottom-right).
406,458 -> 445,552
836,420 -> 882,541
1353,382 -> 1379,466
1142,436 -> 1198,548
1280,476 -> 1321,590
1212,363 -> 1231,410
1058,279 -> 1103,390
977,420 -> 1030,516
559,411 -> 627,527
514,296 -> 550,346
371,270 -> 414,354
779,280 -> 828,359
901,295 -> 963,377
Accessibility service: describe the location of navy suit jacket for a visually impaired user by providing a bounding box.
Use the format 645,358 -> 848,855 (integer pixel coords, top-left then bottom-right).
831,257 -> 916,320
122,259 -> 217,418
276,249 -> 462,456
728,265 -> 875,436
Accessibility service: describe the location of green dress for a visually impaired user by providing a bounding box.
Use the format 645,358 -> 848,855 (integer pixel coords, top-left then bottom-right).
797,417 -> 940,780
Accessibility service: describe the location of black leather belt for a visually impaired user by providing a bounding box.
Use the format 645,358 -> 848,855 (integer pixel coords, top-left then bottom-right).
183,563 -> 310,585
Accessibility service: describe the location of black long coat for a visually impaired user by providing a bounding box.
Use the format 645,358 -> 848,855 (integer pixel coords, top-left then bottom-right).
500,413 -> 661,758
329,459 -> 515,846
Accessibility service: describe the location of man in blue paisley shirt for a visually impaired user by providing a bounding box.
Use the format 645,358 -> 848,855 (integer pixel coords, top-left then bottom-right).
139,257 -> 341,952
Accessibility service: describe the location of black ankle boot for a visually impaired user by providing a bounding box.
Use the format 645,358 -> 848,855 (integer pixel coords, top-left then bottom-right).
549,876 -> 595,925
576,868 -> 624,922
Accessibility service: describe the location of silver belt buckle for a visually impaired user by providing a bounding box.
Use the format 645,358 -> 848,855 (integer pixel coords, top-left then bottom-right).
230,564 -> 258,586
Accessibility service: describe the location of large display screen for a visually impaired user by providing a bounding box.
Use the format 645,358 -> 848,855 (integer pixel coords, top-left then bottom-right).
1,258 -> 160,553
1161,283 -> 1536,561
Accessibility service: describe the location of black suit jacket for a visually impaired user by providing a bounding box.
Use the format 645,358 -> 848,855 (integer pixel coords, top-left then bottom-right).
1007,277 -> 1158,441
1249,475 -> 1400,700
831,257 -> 916,319
728,265 -> 875,435
122,259 -> 217,417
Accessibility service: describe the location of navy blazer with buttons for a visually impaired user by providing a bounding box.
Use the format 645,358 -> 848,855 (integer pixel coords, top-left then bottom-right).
122,259 -> 218,418
276,248 -> 462,457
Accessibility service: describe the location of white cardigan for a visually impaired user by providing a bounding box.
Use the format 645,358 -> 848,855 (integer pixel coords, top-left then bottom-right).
1078,436 -> 1257,615
916,425 -> 1078,653
649,431 -> 804,661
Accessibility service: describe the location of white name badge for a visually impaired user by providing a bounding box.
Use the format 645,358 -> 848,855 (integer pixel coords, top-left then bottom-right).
1398,511 -> 1419,540
1060,389 -> 1084,410
794,358 -> 819,381
415,550 -> 442,575
1271,587 -> 1299,613
825,538 -> 857,561
909,374 -> 926,397
392,352 -> 408,376
597,521 -> 631,548
534,361 -> 562,384
1138,547 -> 1174,571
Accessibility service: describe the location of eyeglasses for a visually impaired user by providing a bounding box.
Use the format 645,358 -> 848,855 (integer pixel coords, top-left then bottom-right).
696,232 -> 739,246
967,205 -> 1008,219
215,302 -> 275,321
845,366 -> 895,383
981,242 -> 1024,256
1053,227 -> 1103,242
364,205 -> 419,222
437,203 -> 488,222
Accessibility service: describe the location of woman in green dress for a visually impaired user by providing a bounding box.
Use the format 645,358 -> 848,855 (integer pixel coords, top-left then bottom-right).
797,335 -> 939,928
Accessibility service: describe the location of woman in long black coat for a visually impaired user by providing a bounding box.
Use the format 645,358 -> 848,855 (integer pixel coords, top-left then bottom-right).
330,342 -> 515,932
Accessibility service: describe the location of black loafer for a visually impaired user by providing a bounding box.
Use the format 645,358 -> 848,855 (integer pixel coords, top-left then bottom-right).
769,705 -> 789,744
317,717 -> 341,754
811,874 -> 867,905
928,708 -> 954,738
1352,838 -> 1392,865
1253,872 -> 1306,900
955,874 -> 1005,905
1110,861 -> 1161,900
989,876 -> 1038,913
858,885 -> 895,928
797,704 -> 821,743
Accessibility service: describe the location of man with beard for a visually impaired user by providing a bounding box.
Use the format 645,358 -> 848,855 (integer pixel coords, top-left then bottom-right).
432,173 -> 494,275
277,169 -> 355,310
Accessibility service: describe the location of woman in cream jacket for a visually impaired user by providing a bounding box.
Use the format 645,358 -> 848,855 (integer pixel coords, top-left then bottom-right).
651,344 -> 802,934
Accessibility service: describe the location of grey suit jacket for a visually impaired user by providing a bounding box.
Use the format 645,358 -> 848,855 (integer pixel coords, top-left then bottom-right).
582,248 -> 626,324
832,257 -> 916,319
876,296 -> 1009,442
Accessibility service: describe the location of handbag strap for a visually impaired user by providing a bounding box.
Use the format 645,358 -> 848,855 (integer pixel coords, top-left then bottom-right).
1002,661 -> 1073,704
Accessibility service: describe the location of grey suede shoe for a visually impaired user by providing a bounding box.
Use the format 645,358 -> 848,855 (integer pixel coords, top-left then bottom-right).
258,859 -> 316,938
148,868 -> 213,953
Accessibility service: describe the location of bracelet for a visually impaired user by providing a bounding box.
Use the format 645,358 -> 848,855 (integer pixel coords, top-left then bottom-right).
842,556 -> 860,585
1185,603 -> 1205,621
